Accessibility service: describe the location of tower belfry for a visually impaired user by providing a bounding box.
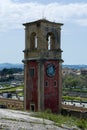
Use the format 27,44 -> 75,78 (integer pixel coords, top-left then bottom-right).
23,19 -> 63,113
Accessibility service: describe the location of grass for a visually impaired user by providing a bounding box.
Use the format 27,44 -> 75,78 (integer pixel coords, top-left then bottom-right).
76,119 -> 87,130
0,85 -> 24,98
18,92 -> 24,96
34,110 -> 87,129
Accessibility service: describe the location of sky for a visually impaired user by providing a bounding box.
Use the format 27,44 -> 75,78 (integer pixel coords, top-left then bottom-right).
0,0 -> 87,64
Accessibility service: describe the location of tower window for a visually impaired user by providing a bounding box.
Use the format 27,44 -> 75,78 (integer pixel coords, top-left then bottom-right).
29,68 -> 34,77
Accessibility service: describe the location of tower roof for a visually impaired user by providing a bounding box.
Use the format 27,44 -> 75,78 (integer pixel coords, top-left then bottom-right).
23,19 -> 63,26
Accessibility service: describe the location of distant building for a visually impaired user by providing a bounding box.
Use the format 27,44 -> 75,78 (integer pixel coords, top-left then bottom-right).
62,68 -> 72,76
13,72 -> 24,80
81,69 -> 87,75
62,68 -> 81,76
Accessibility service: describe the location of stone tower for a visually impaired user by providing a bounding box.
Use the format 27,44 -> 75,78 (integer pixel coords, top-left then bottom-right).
23,19 -> 63,113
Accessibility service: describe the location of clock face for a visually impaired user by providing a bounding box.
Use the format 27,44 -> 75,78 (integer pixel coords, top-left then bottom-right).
46,64 -> 56,77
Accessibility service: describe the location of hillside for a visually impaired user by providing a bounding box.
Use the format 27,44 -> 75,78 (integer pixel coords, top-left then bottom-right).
0,109 -> 84,130
0,63 -> 87,70
0,63 -> 23,70
63,64 -> 87,69
0,109 -> 69,130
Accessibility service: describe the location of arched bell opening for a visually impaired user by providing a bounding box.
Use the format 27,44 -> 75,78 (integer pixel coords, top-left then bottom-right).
46,32 -> 55,50
30,32 -> 37,50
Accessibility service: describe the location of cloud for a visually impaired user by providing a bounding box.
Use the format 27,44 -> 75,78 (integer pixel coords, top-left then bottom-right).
0,0 -> 87,32
75,19 -> 87,26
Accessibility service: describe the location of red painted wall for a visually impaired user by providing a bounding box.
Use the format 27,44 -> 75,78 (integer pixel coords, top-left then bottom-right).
25,60 -> 60,113
44,61 -> 59,113
26,61 -> 38,111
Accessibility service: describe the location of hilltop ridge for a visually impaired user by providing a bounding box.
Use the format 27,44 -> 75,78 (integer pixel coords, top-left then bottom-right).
63,64 -> 87,69
0,63 -> 23,70
0,63 -> 87,70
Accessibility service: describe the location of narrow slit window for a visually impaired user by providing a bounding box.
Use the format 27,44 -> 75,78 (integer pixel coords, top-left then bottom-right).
54,81 -> 57,87
45,81 -> 48,87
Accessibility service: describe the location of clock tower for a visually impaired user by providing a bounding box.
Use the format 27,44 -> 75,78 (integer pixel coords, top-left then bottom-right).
23,19 -> 63,113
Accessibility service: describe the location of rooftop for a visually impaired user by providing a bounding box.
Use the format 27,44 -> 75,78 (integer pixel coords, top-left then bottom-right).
23,18 -> 63,26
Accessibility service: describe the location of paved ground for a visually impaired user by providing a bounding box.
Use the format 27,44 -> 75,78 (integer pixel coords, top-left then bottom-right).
0,109 -> 80,130
0,109 -> 62,130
